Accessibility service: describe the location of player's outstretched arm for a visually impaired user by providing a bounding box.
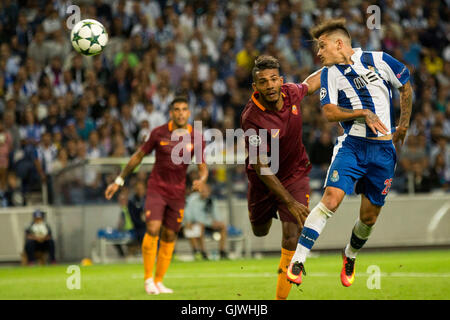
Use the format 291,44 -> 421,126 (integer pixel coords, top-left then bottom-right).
252,155 -> 309,229
105,149 -> 146,200
393,81 -> 413,146
322,103 -> 388,135
302,68 -> 323,95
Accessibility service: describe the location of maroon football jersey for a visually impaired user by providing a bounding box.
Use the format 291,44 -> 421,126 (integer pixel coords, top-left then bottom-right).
240,83 -> 311,187
140,121 -> 205,200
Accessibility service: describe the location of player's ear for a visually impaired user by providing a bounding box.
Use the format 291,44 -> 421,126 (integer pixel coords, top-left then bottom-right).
336,38 -> 343,51
252,82 -> 257,92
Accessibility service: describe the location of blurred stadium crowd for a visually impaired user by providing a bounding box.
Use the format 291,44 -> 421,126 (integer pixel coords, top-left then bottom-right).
0,0 -> 448,206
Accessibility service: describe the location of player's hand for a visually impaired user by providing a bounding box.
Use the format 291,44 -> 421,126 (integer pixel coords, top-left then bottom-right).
393,126 -> 407,146
286,200 -> 310,229
105,183 -> 120,200
192,179 -> 205,192
364,110 -> 388,135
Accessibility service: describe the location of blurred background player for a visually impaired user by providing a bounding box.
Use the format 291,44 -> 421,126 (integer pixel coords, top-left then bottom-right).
240,55 -> 322,300
114,182 -> 146,258
288,18 -> 413,287
24,209 -> 56,265
184,183 -> 228,260
105,96 -> 207,295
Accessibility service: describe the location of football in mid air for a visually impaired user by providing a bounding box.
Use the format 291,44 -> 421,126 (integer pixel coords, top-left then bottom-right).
70,19 -> 108,56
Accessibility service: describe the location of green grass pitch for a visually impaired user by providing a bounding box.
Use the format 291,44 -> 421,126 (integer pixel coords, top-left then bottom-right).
1,249 -> 449,300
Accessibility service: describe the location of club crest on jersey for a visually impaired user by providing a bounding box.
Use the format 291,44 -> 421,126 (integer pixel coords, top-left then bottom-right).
292,105 -> 298,115
330,170 -> 339,182
320,87 -> 327,100
249,135 -> 262,146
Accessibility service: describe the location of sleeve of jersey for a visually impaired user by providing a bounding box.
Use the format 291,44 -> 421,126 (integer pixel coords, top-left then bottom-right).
319,67 -> 338,107
294,83 -> 309,100
140,129 -> 157,155
381,52 -> 410,88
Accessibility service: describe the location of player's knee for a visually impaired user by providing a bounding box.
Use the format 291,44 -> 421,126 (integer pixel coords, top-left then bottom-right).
281,234 -> 298,250
146,225 -> 160,237
360,214 -> 378,227
322,189 -> 343,212
252,225 -> 269,237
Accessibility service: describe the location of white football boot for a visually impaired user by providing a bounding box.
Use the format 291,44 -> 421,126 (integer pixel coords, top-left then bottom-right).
155,282 -> 174,293
144,278 -> 160,295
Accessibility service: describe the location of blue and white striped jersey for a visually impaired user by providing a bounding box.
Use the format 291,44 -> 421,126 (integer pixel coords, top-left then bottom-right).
319,48 -> 410,138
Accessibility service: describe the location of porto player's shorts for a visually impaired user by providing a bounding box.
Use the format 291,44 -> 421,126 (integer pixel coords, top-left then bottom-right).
324,134 -> 397,207
247,174 -> 310,225
144,191 -> 185,232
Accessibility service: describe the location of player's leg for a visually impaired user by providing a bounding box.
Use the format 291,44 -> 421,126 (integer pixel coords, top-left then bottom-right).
24,239 -> 37,265
340,193 -> 382,287
287,186 -> 344,286
198,224 -> 208,259
153,202 -> 184,293
154,225 -> 177,293
143,220 -> 162,294
289,136 -> 365,285
276,179 -> 310,297
275,221 -> 300,300
142,192 -> 166,294
211,221 -> 227,258
341,140 -> 395,286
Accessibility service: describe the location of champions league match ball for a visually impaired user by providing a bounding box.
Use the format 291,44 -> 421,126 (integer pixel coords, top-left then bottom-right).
70,19 -> 108,56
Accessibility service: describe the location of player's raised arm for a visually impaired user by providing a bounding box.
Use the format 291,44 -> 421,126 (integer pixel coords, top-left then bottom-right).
302,68 -> 323,95
252,155 -> 309,229
393,80 -> 413,146
104,149 -> 146,200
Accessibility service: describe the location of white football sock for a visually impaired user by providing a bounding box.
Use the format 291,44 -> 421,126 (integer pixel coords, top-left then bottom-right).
291,202 -> 334,264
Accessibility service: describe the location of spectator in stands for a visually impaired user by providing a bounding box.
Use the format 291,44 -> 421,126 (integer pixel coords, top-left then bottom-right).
184,184 -> 228,260
24,209 -> 56,265
0,0 -> 447,205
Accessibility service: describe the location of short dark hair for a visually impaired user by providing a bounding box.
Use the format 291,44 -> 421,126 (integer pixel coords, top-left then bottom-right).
169,95 -> 189,110
310,18 -> 351,41
252,55 -> 280,81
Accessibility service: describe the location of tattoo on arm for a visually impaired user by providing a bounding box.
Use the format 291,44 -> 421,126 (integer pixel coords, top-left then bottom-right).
338,107 -> 355,114
398,82 -> 412,128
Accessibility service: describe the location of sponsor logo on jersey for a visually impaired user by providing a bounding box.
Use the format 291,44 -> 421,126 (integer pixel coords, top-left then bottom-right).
160,141 -> 170,146
292,105 -> 298,115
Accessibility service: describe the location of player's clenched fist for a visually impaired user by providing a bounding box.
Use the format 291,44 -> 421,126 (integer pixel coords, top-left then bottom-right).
286,200 -> 310,230
105,183 -> 120,200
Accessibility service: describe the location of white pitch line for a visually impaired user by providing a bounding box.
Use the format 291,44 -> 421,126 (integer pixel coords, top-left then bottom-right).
131,272 -> 450,279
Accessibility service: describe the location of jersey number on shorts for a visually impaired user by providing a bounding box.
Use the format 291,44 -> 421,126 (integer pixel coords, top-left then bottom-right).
177,209 -> 184,223
381,178 -> 393,195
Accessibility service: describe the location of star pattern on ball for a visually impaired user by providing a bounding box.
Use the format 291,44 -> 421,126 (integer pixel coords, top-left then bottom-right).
72,31 -> 82,42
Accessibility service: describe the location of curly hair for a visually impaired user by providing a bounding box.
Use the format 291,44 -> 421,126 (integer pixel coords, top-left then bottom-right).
252,55 -> 280,81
